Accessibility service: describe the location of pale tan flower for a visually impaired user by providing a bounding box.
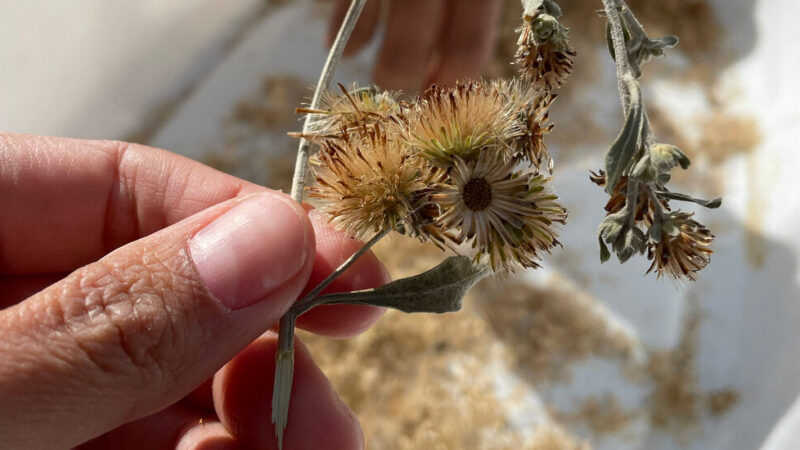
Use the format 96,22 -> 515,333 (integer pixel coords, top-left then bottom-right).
403,81 -> 523,166
647,212 -> 714,281
300,84 -> 401,139
308,125 -> 436,239
430,152 -> 567,271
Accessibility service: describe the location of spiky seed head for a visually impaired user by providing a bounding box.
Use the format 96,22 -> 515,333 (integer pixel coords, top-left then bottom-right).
308,125 -> 434,240
303,83 -> 401,139
402,81 -> 524,166
647,212 -> 714,281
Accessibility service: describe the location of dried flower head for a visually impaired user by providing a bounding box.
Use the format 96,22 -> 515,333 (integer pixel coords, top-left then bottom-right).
302,84 -> 400,139
308,125 -> 434,240
493,79 -> 556,171
404,81 -> 523,166
430,152 -> 567,271
515,14 -> 576,91
647,212 -> 714,281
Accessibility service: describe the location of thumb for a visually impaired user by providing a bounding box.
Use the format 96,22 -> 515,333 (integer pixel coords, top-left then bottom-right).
0,191 -> 315,449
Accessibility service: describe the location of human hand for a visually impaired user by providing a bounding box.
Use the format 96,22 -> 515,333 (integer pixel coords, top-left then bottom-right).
0,134 -> 388,449
327,0 -> 503,93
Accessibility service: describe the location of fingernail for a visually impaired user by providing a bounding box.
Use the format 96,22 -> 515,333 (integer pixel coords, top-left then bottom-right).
189,193 -> 310,310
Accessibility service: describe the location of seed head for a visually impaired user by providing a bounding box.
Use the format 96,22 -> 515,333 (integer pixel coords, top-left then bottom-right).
308,125 -> 435,240
403,81 -> 523,166
302,84 -> 401,139
647,212 -> 714,281
515,15 -> 576,91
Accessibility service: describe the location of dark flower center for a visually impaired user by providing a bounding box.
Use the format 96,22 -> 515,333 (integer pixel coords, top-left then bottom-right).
462,178 -> 493,211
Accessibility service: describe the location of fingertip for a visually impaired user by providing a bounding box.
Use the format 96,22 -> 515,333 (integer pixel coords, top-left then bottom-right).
328,0 -> 381,56
213,334 -> 363,450
176,421 -> 238,450
296,211 -> 390,337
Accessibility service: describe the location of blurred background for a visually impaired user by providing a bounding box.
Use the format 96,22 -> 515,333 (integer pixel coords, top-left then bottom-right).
2,0 -> 799,448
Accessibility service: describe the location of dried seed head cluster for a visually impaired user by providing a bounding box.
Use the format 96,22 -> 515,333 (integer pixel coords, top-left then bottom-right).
304,79 -> 567,272
592,143 -> 718,281
515,7 -> 576,92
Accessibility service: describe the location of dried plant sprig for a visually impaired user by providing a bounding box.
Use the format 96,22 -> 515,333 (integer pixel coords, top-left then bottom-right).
515,0 -> 576,91
274,0 -> 575,446
594,0 -> 721,281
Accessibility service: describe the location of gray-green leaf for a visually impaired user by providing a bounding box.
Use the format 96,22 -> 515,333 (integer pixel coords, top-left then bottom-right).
604,78 -> 644,195
655,191 -> 723,209
311,256 -> 490,314
599,235 -> 611,263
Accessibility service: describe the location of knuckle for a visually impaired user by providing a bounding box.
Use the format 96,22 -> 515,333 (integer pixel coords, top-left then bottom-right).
57,248 -> 203,385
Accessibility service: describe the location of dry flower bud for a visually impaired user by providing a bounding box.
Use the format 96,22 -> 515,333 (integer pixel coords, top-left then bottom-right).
515,14 -> 576,91
647,212 -> 714,281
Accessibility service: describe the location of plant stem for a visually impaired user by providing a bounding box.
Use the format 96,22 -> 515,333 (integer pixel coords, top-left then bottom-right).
602,0 -> 633,114
290,0 -> 368,202
292,229 -> 390,316
271,228 -> 387,448
274,2 -> 368,448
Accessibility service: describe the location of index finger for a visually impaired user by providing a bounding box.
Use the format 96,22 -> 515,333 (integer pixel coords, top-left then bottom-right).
0,133 -> 261,274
